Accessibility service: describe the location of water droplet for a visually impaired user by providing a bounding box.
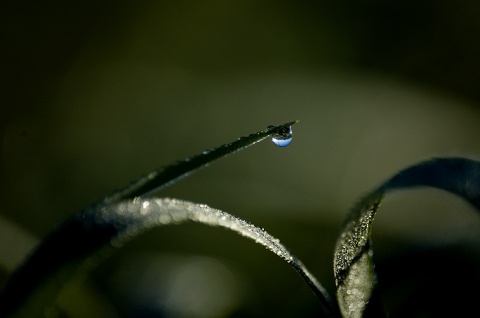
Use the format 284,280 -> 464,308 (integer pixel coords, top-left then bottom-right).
270,126 -> 293,147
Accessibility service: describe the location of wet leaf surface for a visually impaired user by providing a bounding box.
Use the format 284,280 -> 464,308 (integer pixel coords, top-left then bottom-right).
334,158 -> 480,317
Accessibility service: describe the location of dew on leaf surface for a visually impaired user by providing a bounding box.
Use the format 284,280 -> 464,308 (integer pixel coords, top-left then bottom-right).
269,125 -> 293,147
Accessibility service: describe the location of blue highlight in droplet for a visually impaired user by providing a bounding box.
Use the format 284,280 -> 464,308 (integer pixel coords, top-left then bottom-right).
271,125 -> 293,147
272,136 -> 292,147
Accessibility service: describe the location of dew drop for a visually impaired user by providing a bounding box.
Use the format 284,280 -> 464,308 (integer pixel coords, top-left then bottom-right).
202,148 -> 212,155
270,125 -> 293,147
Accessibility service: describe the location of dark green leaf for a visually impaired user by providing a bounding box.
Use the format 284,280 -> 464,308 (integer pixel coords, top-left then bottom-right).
333,158 -> 480,317
103,120 -> 299,204
0,197 -> 337,317
0,121 -> 337,317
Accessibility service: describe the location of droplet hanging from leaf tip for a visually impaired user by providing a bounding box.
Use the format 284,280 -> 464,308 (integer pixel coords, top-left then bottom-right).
270,125 -> 293,147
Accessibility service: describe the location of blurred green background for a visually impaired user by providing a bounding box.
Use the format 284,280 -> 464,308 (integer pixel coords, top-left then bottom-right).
1,1 -> 480,317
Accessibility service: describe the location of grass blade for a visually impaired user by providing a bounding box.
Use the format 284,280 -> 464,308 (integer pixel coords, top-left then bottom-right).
103,120 -> 299,204
0,121 -> 338,317
333,158 -> 480,318
0,198 -> 335,317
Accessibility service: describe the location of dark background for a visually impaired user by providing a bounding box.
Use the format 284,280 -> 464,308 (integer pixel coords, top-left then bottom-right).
1,1 -> 480,317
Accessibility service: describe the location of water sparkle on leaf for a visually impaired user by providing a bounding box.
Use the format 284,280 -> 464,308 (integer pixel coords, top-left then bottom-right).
270,125 -> 293,147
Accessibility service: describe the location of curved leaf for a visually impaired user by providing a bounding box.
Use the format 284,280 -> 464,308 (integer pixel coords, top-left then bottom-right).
333,158 -> 480,317
0,198 -> 335,317
0,121 -> 337,317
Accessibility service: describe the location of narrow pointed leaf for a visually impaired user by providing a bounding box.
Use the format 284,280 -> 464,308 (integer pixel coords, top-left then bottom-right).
333,158 -> 480,318
0,121 -> 337,317
0,198 -> 335,317
103,120 -> 298,204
